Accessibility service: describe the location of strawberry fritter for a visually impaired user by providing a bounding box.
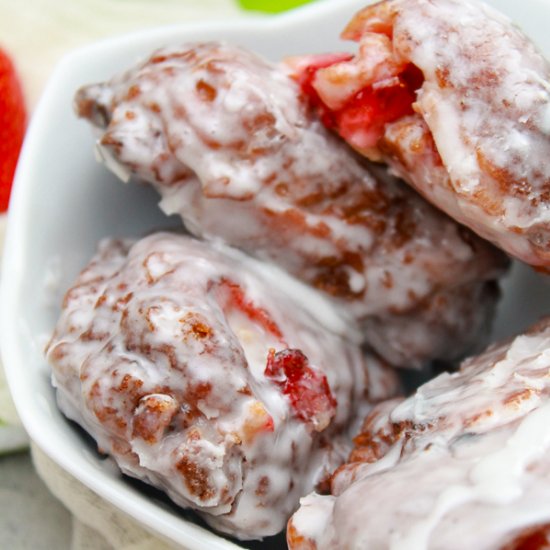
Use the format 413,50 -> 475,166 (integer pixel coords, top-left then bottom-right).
75,41 -> 508,367
291,0 -> 550,268
288,318 -> 550,550
46,232 -> 398,539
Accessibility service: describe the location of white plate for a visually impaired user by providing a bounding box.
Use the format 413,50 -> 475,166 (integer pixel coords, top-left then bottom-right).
1,0 -> 550,548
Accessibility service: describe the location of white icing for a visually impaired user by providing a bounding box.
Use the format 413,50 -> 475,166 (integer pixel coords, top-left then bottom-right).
46,232 -> 398,539
288,319 -> 550,550
310,0 -> 550,267
76,41 -> 507,367
392,0 -> 550,266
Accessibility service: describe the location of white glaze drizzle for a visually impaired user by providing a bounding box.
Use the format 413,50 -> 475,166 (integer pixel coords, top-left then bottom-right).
316,0 -> 550,266
46,232 -> 399,540
75,41 -> 507,367
288,319 -> 550,550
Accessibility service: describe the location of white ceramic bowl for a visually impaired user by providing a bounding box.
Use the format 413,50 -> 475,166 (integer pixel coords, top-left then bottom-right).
2,0 -> 550,548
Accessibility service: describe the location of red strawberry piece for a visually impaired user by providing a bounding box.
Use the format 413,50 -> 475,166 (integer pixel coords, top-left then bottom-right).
216,277 -> 285,341
265,348 -> 337,432
0,47 -> 27,212
296,55 -> 423,152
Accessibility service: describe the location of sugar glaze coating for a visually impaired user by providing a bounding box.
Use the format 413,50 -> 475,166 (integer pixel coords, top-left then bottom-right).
288,318 -> 550,550
75,41 -> 507,367
45,232 -> 398,539
293,0 -> 550,268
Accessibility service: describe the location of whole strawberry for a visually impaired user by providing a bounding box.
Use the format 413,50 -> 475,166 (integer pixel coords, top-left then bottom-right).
0,47 -> 26,212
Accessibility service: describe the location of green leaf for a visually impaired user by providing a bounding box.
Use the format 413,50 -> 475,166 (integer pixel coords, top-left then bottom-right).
237,0 -> 315,14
